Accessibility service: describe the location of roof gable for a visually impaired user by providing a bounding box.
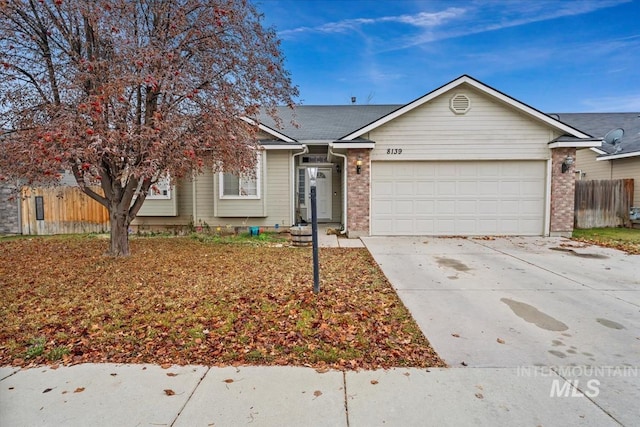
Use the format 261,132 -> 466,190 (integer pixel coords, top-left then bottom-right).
341,75 -> 591,141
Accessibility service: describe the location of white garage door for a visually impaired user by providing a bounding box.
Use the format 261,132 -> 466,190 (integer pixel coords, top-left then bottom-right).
371,161 -> 546,236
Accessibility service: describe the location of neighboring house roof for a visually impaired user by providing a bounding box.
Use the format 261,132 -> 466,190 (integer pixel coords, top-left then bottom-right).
551,113 -> 640,160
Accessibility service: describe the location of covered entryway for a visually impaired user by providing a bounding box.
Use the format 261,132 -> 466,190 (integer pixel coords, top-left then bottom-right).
371,161 -> 546,235
305,167 -> 333,221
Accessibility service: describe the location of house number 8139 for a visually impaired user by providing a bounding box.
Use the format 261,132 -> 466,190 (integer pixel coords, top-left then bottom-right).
387,148 -> 403,154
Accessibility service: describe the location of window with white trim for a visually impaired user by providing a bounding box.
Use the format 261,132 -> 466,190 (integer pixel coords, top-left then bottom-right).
219,155 -> 261,199
147,175 -> 171,199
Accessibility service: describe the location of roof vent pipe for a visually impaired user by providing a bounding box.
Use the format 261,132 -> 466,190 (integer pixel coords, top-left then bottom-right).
351,96 -> 356,104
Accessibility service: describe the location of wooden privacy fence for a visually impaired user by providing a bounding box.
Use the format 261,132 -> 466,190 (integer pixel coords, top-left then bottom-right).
574,179 -> 634,228
21,186 -> 110,235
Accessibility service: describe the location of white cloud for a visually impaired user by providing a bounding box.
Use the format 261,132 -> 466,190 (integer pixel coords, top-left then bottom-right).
581,94 -> 640,112
278,7 -> 466,38
379,9 -> 466,27
279,0 -> 632,52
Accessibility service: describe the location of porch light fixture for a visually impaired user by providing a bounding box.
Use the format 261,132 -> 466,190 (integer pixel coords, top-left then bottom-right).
561,155 -> 574,173
356,157 -> 363,174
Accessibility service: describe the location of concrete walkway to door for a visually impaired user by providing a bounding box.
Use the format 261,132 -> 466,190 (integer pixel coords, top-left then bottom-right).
363,235 -> 640,425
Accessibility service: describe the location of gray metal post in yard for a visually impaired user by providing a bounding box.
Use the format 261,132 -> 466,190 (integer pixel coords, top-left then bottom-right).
308,167 -> 320,294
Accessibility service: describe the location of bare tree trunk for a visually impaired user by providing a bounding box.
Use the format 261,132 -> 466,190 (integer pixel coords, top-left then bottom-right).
109,203 -> 131,257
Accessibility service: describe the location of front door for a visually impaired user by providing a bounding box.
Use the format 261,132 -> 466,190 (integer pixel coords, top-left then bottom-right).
307,168 -> 332,221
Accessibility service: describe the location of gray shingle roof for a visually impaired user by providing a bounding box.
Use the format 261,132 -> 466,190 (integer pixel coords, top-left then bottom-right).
552,113 -> 640,156
257,105 -> 401,141
258,105 -> 640,158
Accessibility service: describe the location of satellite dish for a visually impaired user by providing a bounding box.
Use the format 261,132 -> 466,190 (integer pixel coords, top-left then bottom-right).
603,128 -> 624,145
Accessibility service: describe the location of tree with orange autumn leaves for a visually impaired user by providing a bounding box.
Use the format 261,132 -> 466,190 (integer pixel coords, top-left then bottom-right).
0,0 -> 298,256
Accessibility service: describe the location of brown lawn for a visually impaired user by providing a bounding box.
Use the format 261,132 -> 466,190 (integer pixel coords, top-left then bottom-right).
0,235 -> 444,370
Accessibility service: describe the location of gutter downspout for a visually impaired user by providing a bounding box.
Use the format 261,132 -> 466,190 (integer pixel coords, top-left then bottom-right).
192,174 -> 197,228
292,145 -> 308,225
328,146 -> 348,235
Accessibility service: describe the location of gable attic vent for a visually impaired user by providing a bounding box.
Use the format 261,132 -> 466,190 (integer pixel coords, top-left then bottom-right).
450,93 -> 471,114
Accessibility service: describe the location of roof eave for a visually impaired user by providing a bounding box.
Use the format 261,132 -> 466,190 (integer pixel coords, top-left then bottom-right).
596,151 -> 640,161
330,140 -> 375,149
548,139 -> 602,148
242,117 -> 297,143
260,142 -> 305,150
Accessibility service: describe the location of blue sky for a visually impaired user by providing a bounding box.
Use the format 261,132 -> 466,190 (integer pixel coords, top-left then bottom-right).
258,0 -> 640,112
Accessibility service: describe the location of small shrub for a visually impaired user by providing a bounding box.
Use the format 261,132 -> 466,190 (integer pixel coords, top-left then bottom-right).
25,337 -> 46,359
46,346 -> 70,361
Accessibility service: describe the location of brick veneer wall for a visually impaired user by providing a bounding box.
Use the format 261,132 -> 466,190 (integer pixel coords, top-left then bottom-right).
346,149 -> 370,237
550,147 -> 576,236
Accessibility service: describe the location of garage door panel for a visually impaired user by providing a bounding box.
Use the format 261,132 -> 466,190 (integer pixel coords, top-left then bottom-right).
500,181 -> 521,195
458,181 -> 478,195
457,200 -> 477,212
478,200 -> 498,214
415,219 -> 435,233
395,183 -> 415,196
372,161 -> 545,236
437,181 -> 456,194
500,200 -> 520,214
416,181 -> 435,194
479,182 -> 499,194
373,182 -> 393,196
415,200 -> 434,213
436,200 -> 456,214
396,200 -> 414,212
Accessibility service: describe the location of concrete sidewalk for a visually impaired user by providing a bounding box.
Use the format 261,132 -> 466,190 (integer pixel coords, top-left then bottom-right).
0,363 -> 623,426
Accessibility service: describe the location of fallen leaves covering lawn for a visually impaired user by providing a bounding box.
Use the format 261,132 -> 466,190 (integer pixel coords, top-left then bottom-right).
572,227 -> 640,255
0,236 -> 444,370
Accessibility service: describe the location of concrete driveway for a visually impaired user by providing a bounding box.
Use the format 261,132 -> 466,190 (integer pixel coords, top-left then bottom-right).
362,236 -> 639,368
363,236 -> 640,425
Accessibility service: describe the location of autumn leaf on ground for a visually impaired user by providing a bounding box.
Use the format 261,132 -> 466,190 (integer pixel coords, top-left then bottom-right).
166,373 -> 178,377
0,238 -> 445,370
74,387 -> 85,393
313,390 -> 322,398
370,380 -> 379,385
164,389 -> 175,396
497,338 -> 505,344
223,379 -> 234,383
451,333 -> 460,338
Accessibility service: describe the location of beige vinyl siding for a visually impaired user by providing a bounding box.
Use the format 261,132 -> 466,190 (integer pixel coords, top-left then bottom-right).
612,158 -> 640,205
331,168 -> 342,222
136,188 -> 178,216
133,178 -> 194,227
213,150 -> 292,226
265,150 -> 293,227
214,152 -> 267,218
576,149 -> 611,180
132,150 -> 294,229
368,85 -> 554,161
